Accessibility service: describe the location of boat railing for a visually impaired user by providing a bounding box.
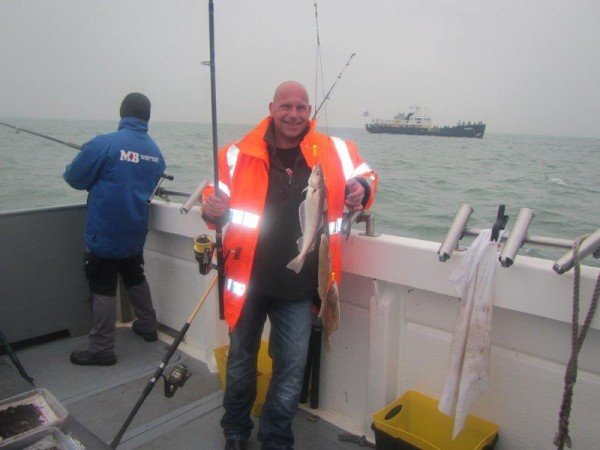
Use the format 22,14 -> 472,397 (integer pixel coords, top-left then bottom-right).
438,203 -> 600,272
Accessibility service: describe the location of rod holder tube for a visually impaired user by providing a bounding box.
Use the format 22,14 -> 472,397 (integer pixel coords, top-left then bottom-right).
553,228 -> 600,274
438,204 -> 473,262
180,180 -> 209,214
147,178 -> 165,205
499,208 -> 535,268
147,174 -> 174,204
365,214 -> 376,237
157,189 -> 191,198
358,212 -> 380,237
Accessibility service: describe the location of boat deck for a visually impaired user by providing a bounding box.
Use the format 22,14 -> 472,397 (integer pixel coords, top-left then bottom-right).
0,327 -> 363,449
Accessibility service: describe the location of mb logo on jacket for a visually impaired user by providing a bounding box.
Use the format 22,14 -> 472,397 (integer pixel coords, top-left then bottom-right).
120,150 -> 140,163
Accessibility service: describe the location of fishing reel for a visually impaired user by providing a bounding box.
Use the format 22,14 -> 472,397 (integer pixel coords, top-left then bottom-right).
163,364 -> 191,398
194,234 -> 216,275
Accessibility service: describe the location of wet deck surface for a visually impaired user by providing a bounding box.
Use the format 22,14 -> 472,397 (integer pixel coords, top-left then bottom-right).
0,328 -> 365,449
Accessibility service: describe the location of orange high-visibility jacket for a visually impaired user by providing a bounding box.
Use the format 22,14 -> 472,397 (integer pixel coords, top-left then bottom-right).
206,117 -> 378,329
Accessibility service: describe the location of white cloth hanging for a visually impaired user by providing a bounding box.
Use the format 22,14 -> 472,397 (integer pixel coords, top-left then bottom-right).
438,228 -> 501,439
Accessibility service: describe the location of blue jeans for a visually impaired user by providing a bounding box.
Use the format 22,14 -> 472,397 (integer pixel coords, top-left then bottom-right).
221,292 -> 312,450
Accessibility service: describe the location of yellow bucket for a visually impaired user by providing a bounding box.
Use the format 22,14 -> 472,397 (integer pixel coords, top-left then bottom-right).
214,340 -> 272,416
372,391 -> 499,450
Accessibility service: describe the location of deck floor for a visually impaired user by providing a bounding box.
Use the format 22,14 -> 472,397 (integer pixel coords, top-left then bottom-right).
0,328 -> 366,449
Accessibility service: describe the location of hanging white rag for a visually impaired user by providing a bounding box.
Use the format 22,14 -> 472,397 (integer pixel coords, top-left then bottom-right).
438,228 -> 501,439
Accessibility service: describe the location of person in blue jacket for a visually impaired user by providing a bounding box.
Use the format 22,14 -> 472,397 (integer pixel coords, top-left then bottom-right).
64,92 -> 166,366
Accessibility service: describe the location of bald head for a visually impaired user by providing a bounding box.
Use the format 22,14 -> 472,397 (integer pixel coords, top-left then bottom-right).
269,81 -> 312,149
272,81 -> 309,103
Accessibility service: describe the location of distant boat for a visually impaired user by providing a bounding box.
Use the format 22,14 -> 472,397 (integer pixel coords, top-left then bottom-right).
365,107 -> 486,138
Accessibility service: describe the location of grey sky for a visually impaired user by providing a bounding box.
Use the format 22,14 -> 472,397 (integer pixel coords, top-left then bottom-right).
1,0 -> 599,136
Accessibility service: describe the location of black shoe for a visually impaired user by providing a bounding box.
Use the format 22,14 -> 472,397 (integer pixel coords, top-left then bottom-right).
70,350 -> 117,366
132,320 -> 158,342
225,439 -> 248,450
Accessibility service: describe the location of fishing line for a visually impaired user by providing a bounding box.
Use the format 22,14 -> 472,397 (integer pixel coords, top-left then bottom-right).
310,2 -> 356,126
0,120 -> 173,205
313,0 -> 327,128
312,53 -> 356,122
0,121 -> 81,150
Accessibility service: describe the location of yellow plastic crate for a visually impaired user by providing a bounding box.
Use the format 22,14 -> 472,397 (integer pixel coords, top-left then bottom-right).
214,340 -> 272,416
372,391 -> 499,450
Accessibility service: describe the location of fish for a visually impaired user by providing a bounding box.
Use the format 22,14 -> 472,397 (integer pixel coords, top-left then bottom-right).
320,281 -> 340,351
286,164 -> 326,273
341,210 -> 362,241
316,232 -> 340,350
317,233 -> 331,308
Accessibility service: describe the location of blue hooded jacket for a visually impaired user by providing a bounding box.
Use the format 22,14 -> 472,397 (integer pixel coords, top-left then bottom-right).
64,117 -> 166,258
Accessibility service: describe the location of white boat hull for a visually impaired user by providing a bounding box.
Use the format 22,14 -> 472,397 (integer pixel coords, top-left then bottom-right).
145,202 -> 600,448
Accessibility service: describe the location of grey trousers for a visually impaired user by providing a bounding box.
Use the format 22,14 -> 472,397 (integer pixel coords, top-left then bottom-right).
88,280 -> 157,357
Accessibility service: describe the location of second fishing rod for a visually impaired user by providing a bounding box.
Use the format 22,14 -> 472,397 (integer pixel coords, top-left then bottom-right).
0,121 -> 175,203
112,0 -> 224,446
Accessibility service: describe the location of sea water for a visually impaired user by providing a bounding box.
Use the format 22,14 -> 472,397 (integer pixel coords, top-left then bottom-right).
1,118 -> 599,265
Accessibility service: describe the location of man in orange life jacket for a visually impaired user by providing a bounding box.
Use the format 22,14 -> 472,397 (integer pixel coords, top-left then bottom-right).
202,81 -> 377,450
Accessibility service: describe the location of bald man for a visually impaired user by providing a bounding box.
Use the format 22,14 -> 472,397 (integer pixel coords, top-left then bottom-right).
202,81 -> 377,450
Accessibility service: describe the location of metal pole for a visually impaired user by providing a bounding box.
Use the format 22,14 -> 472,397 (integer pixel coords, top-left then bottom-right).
208,0 -> 225,320
500,208 -> 535,267
438,204 -> 473,262
554,229 -> 600,274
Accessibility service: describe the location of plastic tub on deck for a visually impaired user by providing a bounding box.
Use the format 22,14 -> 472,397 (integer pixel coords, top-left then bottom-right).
0,389 -> 68,448
371,390 -> 499,450
0,426 -> 80,450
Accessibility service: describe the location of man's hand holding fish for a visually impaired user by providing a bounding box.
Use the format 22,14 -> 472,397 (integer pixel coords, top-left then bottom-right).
344,177 -> 366,212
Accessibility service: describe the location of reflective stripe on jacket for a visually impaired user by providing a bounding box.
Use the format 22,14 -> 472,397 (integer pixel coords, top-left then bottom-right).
207,117 -> 377,329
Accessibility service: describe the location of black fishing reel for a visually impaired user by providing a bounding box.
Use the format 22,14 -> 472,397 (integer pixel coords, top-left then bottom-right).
163,364 -> 191,398
194,234 -> 216,275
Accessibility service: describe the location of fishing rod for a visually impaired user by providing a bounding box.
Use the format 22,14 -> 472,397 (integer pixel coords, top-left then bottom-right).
1,121 -> 174,200
205,0 -> 225,320
112,5 -> 226,442
0,121 -> 81,149
0,328 -> 34,386
312,52 -> 356,120
302,3 -> 357,413
110,275 -> 217,448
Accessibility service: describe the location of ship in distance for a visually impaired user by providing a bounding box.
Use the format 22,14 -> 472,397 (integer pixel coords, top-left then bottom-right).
365,107 -> 486,138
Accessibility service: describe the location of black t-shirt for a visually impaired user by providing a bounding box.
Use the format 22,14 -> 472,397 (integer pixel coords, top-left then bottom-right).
250,133 -> 319,301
